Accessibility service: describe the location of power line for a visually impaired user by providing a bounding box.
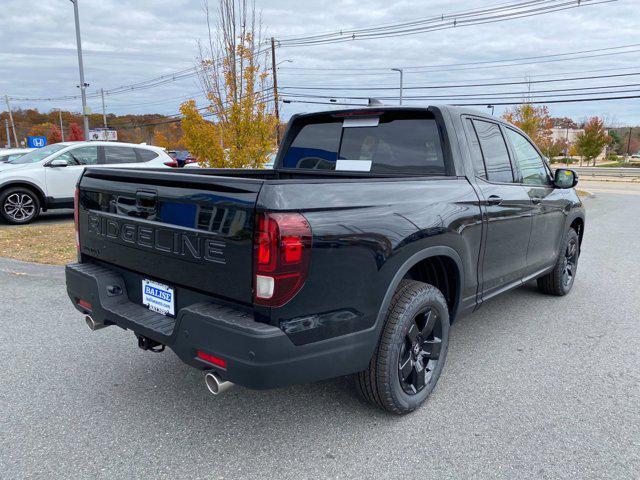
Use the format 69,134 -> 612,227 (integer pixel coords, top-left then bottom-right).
279,71 -> 640,91
278,42 -> 640,72
280,82 -> 640,101
281,94 -> 640,107
277,0 -> 615,46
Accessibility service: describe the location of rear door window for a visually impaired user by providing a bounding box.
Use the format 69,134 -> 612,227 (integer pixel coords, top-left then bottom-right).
282,112 -> 446,175
472,120 -> 514,183
103,146 -> 139,164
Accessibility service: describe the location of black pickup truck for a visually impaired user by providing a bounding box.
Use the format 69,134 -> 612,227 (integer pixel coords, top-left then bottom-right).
66,106 -> 584,414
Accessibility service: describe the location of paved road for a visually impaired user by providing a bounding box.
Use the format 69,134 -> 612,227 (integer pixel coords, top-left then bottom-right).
1,182 -> 639,479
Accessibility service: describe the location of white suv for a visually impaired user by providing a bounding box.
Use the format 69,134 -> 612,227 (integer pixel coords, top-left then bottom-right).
0,141 -> 172,224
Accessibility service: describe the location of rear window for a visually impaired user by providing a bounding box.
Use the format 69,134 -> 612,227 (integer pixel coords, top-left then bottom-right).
137,148 -> 159,162
282,112 -> 446,175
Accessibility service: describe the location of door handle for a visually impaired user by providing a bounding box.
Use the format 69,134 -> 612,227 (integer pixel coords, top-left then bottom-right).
487,195 -> 502,206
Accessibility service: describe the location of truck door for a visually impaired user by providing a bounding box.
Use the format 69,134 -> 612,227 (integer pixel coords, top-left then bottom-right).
464,118 -> 534,300
503,127 -> 566,274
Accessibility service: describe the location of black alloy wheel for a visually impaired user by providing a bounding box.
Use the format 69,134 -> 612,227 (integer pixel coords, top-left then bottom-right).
398,307 -> 442,395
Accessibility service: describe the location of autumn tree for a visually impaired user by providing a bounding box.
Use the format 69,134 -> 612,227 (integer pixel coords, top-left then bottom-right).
68,122 -> 84,141
27,122 -> 62,143
180,0 -> 277,168
503,104 -> 553,152
575,117 -> 610,166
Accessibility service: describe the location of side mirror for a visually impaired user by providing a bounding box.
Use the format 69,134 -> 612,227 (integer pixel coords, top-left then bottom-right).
554,168 -> 578,188
49,159 -> 68,168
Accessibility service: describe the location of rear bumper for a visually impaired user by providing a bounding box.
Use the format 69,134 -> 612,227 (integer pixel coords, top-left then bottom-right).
65,262 -> 375,389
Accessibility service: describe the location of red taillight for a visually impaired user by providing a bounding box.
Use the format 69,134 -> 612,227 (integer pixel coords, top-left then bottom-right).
196,350 -> 227,369
74,187 -> 80,250
164,160 -> 179,168
253,212 -> 311,307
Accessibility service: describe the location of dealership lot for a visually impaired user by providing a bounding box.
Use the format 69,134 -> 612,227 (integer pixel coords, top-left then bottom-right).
1,183 -> 638,479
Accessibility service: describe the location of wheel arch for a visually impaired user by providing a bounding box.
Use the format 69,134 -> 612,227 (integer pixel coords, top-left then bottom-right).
569,215 -> 585,246
0,181 -> 47,211
375,247 -> 464,330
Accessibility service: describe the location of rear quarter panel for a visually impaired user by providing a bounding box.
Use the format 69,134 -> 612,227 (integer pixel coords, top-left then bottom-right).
258,177 -> 483,345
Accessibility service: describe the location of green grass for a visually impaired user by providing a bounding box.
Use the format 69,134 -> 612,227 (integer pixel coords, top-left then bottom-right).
597,161 -> 640,168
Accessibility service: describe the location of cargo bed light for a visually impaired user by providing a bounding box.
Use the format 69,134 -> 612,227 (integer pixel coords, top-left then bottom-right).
254,212 -> 312,307
196,350 -> 227,369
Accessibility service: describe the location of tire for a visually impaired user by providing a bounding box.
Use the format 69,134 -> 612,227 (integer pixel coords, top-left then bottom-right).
537,228 -> 580,296
0,187 -> 41,225
355,280 -> 450,414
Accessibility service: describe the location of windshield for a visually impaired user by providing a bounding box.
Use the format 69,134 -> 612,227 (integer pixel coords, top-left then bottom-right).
9,144 -> 68,164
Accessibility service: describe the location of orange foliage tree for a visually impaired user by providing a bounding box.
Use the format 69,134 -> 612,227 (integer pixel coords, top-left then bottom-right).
503,104 -> 553,154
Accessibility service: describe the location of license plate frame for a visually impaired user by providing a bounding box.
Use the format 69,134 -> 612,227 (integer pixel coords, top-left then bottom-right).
141,279 -> 175,317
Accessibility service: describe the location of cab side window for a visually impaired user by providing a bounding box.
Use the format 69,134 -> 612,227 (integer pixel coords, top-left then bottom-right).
465,119 -> 487,179
472,120 -> 514,183
69,146 -> 99,165
505,129 -> 550,186
103,146 -> 138,164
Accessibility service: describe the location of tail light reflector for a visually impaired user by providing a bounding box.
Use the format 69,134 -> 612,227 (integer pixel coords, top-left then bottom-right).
254,212 -> 311,307
197,350 -> 227,369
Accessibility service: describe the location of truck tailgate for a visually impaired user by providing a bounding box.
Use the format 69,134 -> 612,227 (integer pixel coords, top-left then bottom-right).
77,168 -> 262,304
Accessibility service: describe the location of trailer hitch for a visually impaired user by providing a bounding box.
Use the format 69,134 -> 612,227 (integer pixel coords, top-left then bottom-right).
136,335 -> 165,353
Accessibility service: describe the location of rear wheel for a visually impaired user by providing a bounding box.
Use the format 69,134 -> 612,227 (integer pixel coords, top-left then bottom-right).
537,228 -> 580,296
0,187 -> 41,225
355,280 -> 450,414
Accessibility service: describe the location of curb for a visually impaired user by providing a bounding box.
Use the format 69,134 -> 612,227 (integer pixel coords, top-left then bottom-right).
576,189 -> 595,199
0,257 -> 65,279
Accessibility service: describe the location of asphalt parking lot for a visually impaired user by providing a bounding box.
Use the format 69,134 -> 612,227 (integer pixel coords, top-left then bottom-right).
1,181 -> 638,479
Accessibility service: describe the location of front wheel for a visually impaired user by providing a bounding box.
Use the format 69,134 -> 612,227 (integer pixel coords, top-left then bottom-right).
355,280 -> 450,414
0,187 -> 41,225
537,228 -> 580,296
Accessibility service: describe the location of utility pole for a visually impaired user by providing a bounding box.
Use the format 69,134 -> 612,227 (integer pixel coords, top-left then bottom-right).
270,37 -> 280,144
58,109 -> 65,142
4,95 -> 18,147
4,119 -> 11,148
626,126 -> 633,157
391,68 -> 404,105
71,0 -> 90,140
100,88 -> 107,128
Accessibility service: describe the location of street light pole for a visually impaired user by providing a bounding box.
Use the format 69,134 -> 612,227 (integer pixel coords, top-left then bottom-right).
487,104 -> 495,116
101,88 -> 107,128
4,95 -> 18,147
391,68 -> 404,105
70,0 -> 90,140
4,119 -> 11,148
58,109 -> 65,142
270,37 -> 280,144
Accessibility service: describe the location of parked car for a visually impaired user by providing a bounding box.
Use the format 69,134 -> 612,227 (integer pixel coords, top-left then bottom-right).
0,148 -> 34,163
631,152 -> 640,159
66,106 -> 584,414
167,150 -> 198,167
0,141 -> 172,224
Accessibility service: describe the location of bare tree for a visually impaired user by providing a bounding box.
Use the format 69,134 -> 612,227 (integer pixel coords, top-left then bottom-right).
181,0 -> 276,168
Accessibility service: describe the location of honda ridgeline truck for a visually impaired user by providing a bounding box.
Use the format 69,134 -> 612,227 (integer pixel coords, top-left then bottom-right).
66,106 -> 584,414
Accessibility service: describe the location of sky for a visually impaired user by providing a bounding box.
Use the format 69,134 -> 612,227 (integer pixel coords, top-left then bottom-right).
0,0 -> 639,125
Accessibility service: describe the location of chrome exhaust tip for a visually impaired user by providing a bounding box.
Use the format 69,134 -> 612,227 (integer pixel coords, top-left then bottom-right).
85,315 -> 108,331
204,372 -> 233,395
